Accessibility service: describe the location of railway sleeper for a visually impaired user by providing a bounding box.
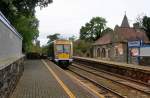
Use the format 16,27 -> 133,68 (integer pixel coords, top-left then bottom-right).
74,59 -> 150,84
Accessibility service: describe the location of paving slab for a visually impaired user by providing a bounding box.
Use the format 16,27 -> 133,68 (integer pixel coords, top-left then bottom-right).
11,60 -> 102,98
11,60 -> 68,98
45,60 -> 102,98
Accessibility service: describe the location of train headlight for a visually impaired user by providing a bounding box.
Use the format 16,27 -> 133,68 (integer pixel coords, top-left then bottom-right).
55,54 -> 58,58
54,59 -> 58,62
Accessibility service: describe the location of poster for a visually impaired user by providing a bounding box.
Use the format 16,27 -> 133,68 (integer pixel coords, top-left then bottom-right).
130,48 -> 139,56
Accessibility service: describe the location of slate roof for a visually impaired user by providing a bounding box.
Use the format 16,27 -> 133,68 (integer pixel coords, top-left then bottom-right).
114,27 -> 149,42
94,14 -> 149,45
121,14 -> 130,28
93,33 -> 112,45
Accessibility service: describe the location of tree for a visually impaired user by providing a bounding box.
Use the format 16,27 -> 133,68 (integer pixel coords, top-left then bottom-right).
41,45 -> 48,54
142,16 -> 150,40
47,33 -> 60,44
14,15 -> 39,52
101,27 -> 113,35
0,0 -> 53,17
73,40 -> 92,57
69,35 -> 76,41
80,17 -> 113,42
134,15 -> 150,40
30,43 -> 42,53
0,0 -> 53,52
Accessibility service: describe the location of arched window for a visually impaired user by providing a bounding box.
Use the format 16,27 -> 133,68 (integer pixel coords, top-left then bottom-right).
101,48 -> 106,58
97,48 -> 100,57
115,48 -> 119,56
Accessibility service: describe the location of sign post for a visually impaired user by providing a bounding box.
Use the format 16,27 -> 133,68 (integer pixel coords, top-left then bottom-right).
128,41 -> 141,64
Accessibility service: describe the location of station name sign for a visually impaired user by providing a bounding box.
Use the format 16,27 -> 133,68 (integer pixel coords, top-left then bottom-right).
128,41 -> 141,47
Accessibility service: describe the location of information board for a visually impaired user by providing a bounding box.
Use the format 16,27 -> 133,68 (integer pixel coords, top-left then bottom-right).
140,47 -> 150,56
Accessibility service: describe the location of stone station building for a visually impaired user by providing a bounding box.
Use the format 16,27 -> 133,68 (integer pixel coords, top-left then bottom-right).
93,15 -> 149,64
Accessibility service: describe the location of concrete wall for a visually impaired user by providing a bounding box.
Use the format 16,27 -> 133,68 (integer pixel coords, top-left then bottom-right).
0,13 -> 22,61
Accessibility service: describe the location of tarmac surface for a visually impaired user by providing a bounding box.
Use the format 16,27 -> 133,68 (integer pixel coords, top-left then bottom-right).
10,60 -> 102,98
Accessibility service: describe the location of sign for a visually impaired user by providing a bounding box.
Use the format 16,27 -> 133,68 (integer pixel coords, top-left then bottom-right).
128,41 -> 141,47
140,46 -> 150,56
130,48 -> 139,56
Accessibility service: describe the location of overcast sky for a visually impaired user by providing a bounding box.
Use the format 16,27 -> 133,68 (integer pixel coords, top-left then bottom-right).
35,0 -> 150,46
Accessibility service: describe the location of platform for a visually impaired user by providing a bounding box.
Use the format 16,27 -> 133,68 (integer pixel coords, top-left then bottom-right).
73,56 -> 150,83
10,60 -> 103,98
73,56 -> 150,72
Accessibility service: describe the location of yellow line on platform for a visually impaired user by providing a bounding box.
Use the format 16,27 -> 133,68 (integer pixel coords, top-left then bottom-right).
42,60 -> 76,98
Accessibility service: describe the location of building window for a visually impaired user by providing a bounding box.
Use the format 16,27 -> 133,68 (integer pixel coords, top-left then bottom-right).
115,48 -> 119,56
101,48 -> 106,58
97,48 -> 101,57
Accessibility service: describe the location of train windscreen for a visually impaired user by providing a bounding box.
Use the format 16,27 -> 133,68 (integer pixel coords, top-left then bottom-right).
56,45 -> 63,53
64,45 -> 70,53
56,44 -> 70,53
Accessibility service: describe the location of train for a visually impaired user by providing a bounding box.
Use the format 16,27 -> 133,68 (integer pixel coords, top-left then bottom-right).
0,11 -> 24,97
48,40 -> 73,68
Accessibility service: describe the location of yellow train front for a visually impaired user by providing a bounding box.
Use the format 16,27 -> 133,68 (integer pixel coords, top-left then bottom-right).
49,40 -> 73,68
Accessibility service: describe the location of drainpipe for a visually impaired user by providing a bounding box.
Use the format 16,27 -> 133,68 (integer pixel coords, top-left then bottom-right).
127,43 -> 129,64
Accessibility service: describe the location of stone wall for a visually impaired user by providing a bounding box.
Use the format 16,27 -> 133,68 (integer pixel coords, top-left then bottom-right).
93,42 -> 128,63
140,57 -> 150,66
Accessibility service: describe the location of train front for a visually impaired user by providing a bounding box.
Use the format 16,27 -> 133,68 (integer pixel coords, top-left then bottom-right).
54,40 -> 73,68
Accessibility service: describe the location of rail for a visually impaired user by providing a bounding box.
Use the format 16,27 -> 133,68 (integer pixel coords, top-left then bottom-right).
68,63 -> 150,98
73,56 -> 150,84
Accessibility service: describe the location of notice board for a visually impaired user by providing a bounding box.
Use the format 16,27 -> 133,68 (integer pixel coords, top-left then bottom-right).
140,47 -> 150,56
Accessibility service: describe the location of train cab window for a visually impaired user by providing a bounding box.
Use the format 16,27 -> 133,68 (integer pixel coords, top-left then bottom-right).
64,45 -> 70,53
56,45 -> 63,52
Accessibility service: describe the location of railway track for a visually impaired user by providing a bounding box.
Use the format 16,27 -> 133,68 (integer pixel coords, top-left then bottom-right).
73,57 -> 150,84
68,63 -> 150,98
74,62 -> 150,88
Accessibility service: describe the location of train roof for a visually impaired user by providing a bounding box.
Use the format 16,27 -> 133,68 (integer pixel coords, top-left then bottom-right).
0,11 -> 23,40
49,40 -> 72,45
